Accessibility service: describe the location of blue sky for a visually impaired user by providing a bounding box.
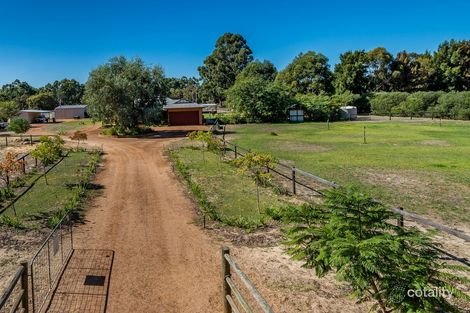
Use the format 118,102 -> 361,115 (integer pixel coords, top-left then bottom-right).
0,0 -> 469,87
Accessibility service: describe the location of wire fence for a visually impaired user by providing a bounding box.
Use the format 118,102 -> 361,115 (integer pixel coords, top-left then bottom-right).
30,214 -> 73,313
0,213 -> 73,313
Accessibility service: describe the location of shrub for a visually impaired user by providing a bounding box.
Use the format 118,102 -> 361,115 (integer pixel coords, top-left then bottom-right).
0,215 -> 24,229
370,92 -> 409,115
215,112 -> 249,124
295,94 -> 342,121
7,117 -> 30,134
436,92 -> 470,119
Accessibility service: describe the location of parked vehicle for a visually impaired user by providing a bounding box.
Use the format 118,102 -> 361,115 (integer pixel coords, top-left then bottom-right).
0,121 -> 8,129
34,116 -> 46,123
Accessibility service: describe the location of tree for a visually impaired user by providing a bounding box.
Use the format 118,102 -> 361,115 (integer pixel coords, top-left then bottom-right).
226,75 -> 292,122
41,79 -> 85,104
367,47 -> 394,92
0,152 -> 23,187
198,33 -> 253,104
0,80 -> 36,109
433,40 -> 470,91
0,101 -> 19,121
275,51 -> 333,95
31,136 -> 64,185
188,130 -> 221,162
7,118 -> 30,134
69,131 -> 88,148
26,92 -> 57,110
390,51 -> 435,92
233,152 -> 277,213
333,50 -> 369,94
165,76 -> 200,102
236,60 -> 277,81
272,187 -> 470,313
84,56 -> 167,131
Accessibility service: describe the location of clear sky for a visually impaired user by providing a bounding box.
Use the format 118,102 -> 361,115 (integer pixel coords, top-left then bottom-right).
0,0 -> 469,87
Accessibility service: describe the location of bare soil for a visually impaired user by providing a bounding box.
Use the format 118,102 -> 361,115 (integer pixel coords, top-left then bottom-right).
72,129 -> 223,313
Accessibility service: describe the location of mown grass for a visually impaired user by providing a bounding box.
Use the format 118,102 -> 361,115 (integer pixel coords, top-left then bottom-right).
43,119 -> 95,134
170,147 -> 292,228
1,150 -> 98,227
229,120 -> 470,227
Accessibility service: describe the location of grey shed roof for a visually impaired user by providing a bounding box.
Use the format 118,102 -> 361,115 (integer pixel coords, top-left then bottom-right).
20,109 -> 53,113
55,105 -> 87,109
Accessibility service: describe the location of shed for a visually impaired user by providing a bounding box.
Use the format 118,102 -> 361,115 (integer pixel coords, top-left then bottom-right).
163,98 -> 205,126
289,104 -> 304,122
340,106 -> 358,120
54,105 -> 87,120
18,110 -> 54,123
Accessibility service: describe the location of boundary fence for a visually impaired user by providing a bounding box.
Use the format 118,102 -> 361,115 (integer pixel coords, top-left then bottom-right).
222,247 -> 274,313
210,122 -> 470,246
0,214 -> 73,313
0,151 -> 70,216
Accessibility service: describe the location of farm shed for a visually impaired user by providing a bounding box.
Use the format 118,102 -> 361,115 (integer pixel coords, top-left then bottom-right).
340,106 -> 358,120
163,98 -> 205,126
289,104 -> 304,122
54,105 -> 87,119
18,110 -> 54,123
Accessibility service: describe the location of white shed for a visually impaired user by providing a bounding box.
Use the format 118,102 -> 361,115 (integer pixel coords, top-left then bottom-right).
289,104 -> 304,122
340,106 -> 358,120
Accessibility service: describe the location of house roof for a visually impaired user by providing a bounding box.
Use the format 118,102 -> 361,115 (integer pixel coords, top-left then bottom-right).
55,105 -> 87,109
164,98 -> 207,110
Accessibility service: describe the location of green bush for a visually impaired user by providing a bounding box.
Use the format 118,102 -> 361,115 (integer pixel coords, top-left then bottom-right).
215,112 -> 249,124
296,94 -> 342,121
436,92 -> 470,119
370,92 -> 409,115
7,117 -> 30,134
0,215 -> 24,229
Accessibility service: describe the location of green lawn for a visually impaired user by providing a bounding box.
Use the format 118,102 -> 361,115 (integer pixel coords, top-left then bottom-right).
2,151 -> 96,225
171,147 -> 293,227
43,119 -> 96,134
228,120 -> 470,228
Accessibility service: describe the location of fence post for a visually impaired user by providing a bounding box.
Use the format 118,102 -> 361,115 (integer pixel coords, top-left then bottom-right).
397,207 -> 404,227
30,135 -> 33,145
5,136 -> 8,146
234,145 -> 238,159
22,157 -> 26,174
35,157 -> 38,168
20,262 -> 29,312
292,167 -> 296,194
222,246 -> 232,313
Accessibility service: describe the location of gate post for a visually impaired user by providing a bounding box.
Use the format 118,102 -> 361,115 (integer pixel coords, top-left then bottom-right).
222,246 -> 232,313
20,262 -> 29,312
292,167 -> 296,194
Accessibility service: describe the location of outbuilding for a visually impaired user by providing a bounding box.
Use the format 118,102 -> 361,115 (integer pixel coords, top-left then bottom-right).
163,99 -> 205,126
288,104 -> 304,122
54,105 -> 87,120
18,110 -> 54,123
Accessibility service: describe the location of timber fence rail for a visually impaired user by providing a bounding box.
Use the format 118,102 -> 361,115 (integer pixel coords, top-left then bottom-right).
0,214 -> 73,313
222,247 -> 274,313
0,263 -> 29,313
0,135 -> 52,148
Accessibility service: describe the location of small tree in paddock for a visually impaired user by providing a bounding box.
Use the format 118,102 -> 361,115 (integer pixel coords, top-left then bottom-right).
232,152 -> 277,213
273,187 -> 470,313
31,136 -> 64,185
188,131 -> 221,161
0,152 -> 23,187
69,131 -> 88,148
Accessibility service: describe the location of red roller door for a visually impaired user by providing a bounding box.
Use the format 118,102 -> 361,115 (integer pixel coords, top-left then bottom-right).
168,110 -> 200,125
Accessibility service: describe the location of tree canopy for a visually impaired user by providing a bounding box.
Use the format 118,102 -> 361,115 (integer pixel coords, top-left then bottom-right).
84,56 -> 167,131
333,50 -> 369,94
198,33 -> 253,104
275,51 -> 333,95
41,78 -> 85,104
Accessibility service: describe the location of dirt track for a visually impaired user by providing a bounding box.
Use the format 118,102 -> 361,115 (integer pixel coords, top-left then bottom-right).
73,129 -> 221,313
